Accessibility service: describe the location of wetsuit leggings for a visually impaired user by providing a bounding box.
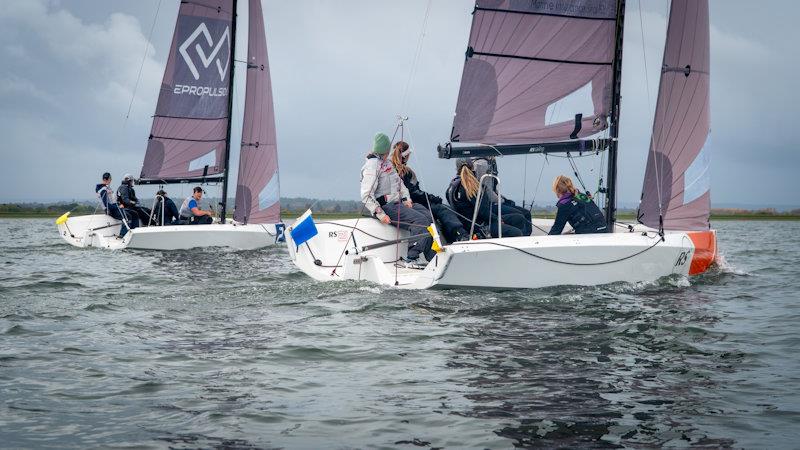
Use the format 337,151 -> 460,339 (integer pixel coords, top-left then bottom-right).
382,201 -> 433,260
429,203 -> 467,242
501,203 -> 532,236
108,204 -> 138,237
487,213 -> 525,238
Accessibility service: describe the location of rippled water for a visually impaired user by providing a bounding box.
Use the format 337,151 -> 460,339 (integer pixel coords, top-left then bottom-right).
1,219 -> 799,448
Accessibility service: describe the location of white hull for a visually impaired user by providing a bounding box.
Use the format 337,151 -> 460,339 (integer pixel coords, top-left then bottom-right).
287,218 -> 715,290
57,214 -> 281,250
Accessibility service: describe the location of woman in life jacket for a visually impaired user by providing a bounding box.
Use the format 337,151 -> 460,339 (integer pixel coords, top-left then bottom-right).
471,156 -> 533,236
360,133 -> 433,266
446,159 -> 527,238
390,141 -> 468,242
549,175 -> 608,235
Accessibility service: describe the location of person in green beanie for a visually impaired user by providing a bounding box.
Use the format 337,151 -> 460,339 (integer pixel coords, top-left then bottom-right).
360,132 -> 434,266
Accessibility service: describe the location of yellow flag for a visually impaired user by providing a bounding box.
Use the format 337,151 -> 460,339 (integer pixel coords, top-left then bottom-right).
427,224 -> 443,253
55,212 -> 71,225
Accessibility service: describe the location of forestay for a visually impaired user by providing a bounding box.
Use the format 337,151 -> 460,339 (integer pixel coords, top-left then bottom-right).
639,0 -> 710,231
234,0 -> 280,224
140,0 -> 234,183
450,0 -> 619,144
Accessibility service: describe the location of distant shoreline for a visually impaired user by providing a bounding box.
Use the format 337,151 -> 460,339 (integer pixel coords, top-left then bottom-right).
4,211 -> 799,221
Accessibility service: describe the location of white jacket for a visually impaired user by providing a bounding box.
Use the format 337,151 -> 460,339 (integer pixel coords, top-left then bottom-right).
360,155 -> 410,219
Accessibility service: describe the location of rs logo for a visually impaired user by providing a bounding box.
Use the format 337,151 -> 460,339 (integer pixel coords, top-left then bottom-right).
675,251 -> 689,267
179,23 -> 231,81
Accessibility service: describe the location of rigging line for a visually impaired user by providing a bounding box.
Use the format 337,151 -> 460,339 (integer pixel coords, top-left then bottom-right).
638,0 -> 664,221
398,120 -> 436,226
331,119 -> 404,275
395,124 -> 405,285
464,233 -> 663,266
522,155 -> 528,208
528,154 -> 547,213
124,0 -> 163,124
399,0 -> 433,114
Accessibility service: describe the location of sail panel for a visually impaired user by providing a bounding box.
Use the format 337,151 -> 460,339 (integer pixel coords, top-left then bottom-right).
140,0 -> 234,182
234,0 -> 280,224
639,0 -> 710,231
451,0 -> 618,144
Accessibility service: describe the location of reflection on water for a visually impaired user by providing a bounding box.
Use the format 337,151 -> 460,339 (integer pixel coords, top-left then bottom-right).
0,219 -> 799,448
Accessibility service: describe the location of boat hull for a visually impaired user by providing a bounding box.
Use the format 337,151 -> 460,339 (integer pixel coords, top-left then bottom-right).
286,218 -> 716,290
57,214 -> 281,250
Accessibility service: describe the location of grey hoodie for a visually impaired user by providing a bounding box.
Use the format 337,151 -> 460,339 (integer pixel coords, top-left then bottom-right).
360,154 -> 410,220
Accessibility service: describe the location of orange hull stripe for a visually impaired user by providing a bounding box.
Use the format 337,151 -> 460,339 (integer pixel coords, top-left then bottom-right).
687,230 -> 717,275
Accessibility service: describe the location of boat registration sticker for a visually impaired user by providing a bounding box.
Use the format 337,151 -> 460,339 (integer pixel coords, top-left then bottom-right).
328,230 -> 350,242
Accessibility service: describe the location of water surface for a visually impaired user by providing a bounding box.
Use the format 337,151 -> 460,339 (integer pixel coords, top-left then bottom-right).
1,219 -> 798,448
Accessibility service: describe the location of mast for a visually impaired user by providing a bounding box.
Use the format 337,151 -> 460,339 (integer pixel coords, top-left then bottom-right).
219,0 -> 238,224
605,0 -> 625,231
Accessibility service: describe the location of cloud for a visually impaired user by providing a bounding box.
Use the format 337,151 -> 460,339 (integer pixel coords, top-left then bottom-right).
0,0 -> 166,201
0,0 -> 797,207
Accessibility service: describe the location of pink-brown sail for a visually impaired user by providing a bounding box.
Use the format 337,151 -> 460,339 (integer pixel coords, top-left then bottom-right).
140,0 -> 234,182
451,0 -> 619,144
639,0 -> 710,231
233,0 -> 280,224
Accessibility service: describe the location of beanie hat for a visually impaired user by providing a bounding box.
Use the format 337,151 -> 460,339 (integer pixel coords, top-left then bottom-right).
372,133 -> 391,155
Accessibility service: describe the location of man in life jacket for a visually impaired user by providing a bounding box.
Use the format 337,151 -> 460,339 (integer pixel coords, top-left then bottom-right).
179,186 -> 214,225
96,172 -> 137,237
117,174 -> 151,225
154,189 -> 183,225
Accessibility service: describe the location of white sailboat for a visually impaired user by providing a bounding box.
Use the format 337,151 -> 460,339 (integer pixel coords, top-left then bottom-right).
57,0 -> 283,251
287,0 -> 717,289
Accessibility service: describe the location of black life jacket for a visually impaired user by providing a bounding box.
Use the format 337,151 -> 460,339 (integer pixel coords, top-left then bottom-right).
446,177 -> 494,238
565,193 -> 607,233
446,176 -> 473,219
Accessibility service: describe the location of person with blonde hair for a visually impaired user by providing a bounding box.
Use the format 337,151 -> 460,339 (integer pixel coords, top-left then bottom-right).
549,175 -> 607,235
446,159 -> 527,238
391,141 -> 468,242
472,156 -> 533,235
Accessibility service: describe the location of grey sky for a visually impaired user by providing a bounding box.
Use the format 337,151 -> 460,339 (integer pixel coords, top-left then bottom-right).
0,0 -> 797,207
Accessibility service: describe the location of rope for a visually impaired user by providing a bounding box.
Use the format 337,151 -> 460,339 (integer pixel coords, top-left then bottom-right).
527,154 -> 548,214
465,233 -> 663,266
399,0 -> 433,114
522,155 -> 529,208
330,120 -> 405,274
124,0 -> 163,124
639,0 -> 665,232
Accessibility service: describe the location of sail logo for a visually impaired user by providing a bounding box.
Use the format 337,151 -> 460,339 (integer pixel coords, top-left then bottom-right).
178,23 -> 231,81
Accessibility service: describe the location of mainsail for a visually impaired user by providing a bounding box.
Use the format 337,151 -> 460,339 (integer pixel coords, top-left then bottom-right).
233,0 -> 280,224
450,0 -> 619,144
140,0 -> 234,183
639,0 -> 710,231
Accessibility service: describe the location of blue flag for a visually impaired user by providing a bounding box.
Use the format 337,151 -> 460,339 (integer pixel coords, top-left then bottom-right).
290,209 -> 318,249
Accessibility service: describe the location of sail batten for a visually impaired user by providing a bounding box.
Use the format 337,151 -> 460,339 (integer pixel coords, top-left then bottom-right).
233,0 -> 280,224
139,0 -> 234,182
451,0 -> 619,144
639,0 -> 710,231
